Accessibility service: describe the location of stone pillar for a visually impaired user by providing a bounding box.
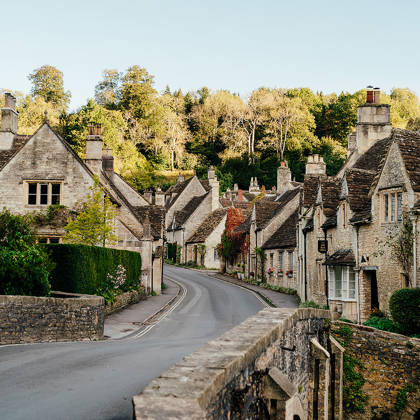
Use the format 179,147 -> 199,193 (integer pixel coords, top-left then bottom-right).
329,336 -> 344,420
309,338 -> 330,420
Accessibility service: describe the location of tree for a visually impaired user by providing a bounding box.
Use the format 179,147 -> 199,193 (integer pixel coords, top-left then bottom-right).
64,177 -> 118,247
94,69 -> 121,108
0,209 -> 52,296
28,65 -> 70,109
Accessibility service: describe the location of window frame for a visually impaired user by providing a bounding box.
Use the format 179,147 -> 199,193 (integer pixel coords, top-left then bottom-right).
328,266 -> 356,301
25,181 -> 62,206
381,189 -> 403,224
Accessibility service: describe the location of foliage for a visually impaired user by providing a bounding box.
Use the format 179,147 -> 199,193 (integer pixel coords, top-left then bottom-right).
0,209 -> 52,296
63,177 -> 118,247
176,245 -> 182,264
389,288 -> 420,335
45,244 -> 141,296
167,243 -> 177,262
299,300 -> 328,309
32,204 -> 71,228
28,65 -> 70,110
333,323 -> 369,413
362,316 -> 403,333
395,384 -> 417,412
97,264 -> 127,304
218,207 -> 247,263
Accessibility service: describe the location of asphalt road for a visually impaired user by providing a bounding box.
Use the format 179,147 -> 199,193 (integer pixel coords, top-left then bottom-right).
0,265 -> 266,420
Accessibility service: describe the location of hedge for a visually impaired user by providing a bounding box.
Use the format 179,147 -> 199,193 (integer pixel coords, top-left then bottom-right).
389,288 -> 420,335
44,244 -> 142,295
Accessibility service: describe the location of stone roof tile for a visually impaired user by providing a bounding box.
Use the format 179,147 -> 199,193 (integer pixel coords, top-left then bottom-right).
186,209 -> 227,243
262,210 -> 298,250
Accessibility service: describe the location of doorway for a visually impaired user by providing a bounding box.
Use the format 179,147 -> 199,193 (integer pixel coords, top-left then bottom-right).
370,271 -> 379,310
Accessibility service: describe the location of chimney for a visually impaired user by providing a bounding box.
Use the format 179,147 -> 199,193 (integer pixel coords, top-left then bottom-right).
154,187 -> 165,206
0,93 -> 18,150
305,154 -> 326,176
177,174 -> 185,184
238,189 -> 243,202
356,86 -> 391,153
233,183 -> 238,192
347,131 -> 356,157
85,123 -> 103,174
144,190 -> 153,204
366,85 -> 374,103
102,148 -> 114,172
373,87 -> 381,104
277,160 -> 292,194
207,165 -> 215,180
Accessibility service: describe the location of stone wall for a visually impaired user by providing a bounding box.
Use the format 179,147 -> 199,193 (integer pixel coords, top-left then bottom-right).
0,291 -> 104,345
133,308 -> 342,419
332,321 -> 420,420
104,288 -> 145,316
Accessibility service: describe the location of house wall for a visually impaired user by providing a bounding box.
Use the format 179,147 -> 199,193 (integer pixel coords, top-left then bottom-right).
264,248 -> 298,291
203,215 -> 227,269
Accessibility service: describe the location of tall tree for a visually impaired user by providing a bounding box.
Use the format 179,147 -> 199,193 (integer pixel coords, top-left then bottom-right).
28,65 -> 70,109
94,69 -> 121,109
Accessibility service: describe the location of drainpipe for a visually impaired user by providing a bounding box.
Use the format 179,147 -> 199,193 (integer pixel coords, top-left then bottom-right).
355,225 -> 361,324
323,228 -> 329,308
255,229 -> 258,281
304,231 -> 307,302
411,214 -> 417,287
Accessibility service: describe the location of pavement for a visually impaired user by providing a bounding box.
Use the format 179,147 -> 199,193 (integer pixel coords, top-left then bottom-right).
211,272 -> 299,308
104,278 -> 180,339
0,264 -> 266,420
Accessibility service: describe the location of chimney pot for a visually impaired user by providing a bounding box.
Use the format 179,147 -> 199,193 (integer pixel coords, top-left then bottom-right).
373,87 -> 381,104
366,86 -> 374,103
4,93 -> 16,110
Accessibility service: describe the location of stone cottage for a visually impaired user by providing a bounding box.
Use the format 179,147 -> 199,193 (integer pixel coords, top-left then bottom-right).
0,93 -> 165,294
298,88 -> 420,322
163,167 -> 221,264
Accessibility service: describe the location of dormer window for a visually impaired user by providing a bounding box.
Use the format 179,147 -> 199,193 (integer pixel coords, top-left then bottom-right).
382,191 -> 403,222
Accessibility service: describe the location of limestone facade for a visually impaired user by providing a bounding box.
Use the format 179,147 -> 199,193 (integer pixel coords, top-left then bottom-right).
0,94 -> 164,294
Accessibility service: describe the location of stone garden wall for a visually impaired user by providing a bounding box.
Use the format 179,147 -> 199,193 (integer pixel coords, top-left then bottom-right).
0,291 -> 104,345
133,308 -> 340,419
332,321 -> 420,420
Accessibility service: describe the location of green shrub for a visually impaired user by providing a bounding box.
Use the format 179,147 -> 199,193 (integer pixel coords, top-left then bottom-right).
300,300 -> 321,308
363,316 -> 403,334
45,244 -> 141,295
389,288 -> 420,335
0,209 -> 52,296
167,243 -> 177,262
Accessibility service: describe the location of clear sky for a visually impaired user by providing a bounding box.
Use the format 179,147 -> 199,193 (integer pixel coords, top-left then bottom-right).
2,0 -> 419,111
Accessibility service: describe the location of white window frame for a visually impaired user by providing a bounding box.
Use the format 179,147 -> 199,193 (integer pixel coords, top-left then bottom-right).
328,266 -> 356,301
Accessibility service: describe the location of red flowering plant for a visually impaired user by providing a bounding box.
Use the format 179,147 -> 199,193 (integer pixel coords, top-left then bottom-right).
218,208 -> 248,264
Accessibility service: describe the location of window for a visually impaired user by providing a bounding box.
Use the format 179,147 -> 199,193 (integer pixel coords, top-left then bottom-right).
383,191 -> 403,223
37,237 -> 61,244
26,182 -> 61,206
279,251 -> 284,270
397,192 -> 402,221
328,267 -> 356,300
214,248 -> 219,261
270,253 -> 274,267
288,251 -> 293,270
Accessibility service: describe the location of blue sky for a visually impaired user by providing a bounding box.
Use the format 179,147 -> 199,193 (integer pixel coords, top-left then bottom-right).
2,0 -> 419,111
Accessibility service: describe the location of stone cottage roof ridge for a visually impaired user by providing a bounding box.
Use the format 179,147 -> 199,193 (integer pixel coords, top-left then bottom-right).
262,210 -> 298,250
167,193 -> 208,231
186,208 -> 227,244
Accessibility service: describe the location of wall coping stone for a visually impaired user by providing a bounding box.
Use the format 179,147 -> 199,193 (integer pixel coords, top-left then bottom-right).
133,308 -> 332,418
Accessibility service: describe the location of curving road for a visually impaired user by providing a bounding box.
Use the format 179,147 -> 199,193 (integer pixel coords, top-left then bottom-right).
0,265 -> 265,420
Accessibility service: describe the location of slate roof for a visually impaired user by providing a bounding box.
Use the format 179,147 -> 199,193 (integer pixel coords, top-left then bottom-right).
302,218 -> 314,233
325,248 -> 355,266
321,216 -> 337,229
320,179 -> 341,217
132,205 -> 165,240
262,210 -> 298,250
345,168 -> 376,224
303,176 -> 320,208
167,194 -> 207,231
353,136 -> 392,172
393,128 -> 420,192
199,179 -> 212,192
0,134 -> 30,171
186,208 -> 227,244
165,177 -> 193,209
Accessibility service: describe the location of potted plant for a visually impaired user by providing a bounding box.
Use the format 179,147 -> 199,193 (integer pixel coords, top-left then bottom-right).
278,269 -> 283,277
267,267 -> 274,277
287,270 -> 293,278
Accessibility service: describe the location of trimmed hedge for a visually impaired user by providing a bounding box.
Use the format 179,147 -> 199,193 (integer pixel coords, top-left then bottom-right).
389,288 -> 420,335
45,244 -> 141,295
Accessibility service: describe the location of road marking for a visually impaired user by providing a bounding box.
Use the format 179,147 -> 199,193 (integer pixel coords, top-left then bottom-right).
132,276 -> 187,339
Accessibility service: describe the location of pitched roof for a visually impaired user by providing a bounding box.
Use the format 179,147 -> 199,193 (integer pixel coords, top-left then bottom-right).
321,216 -> 337,229
353,136 -> 392,172
393,128 -> 420,192
345,168 -> 376,224
165,177 -> 194,209
320,178 -> 341,217
168,194 -> 207,231
325,249 -> 355,266
262,210 -> 298,250
303,176 -> 320,208
0,134 -> 30,171
132,205 -> 165,240
186,208 -> 227,244
199,179 -> 212,192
